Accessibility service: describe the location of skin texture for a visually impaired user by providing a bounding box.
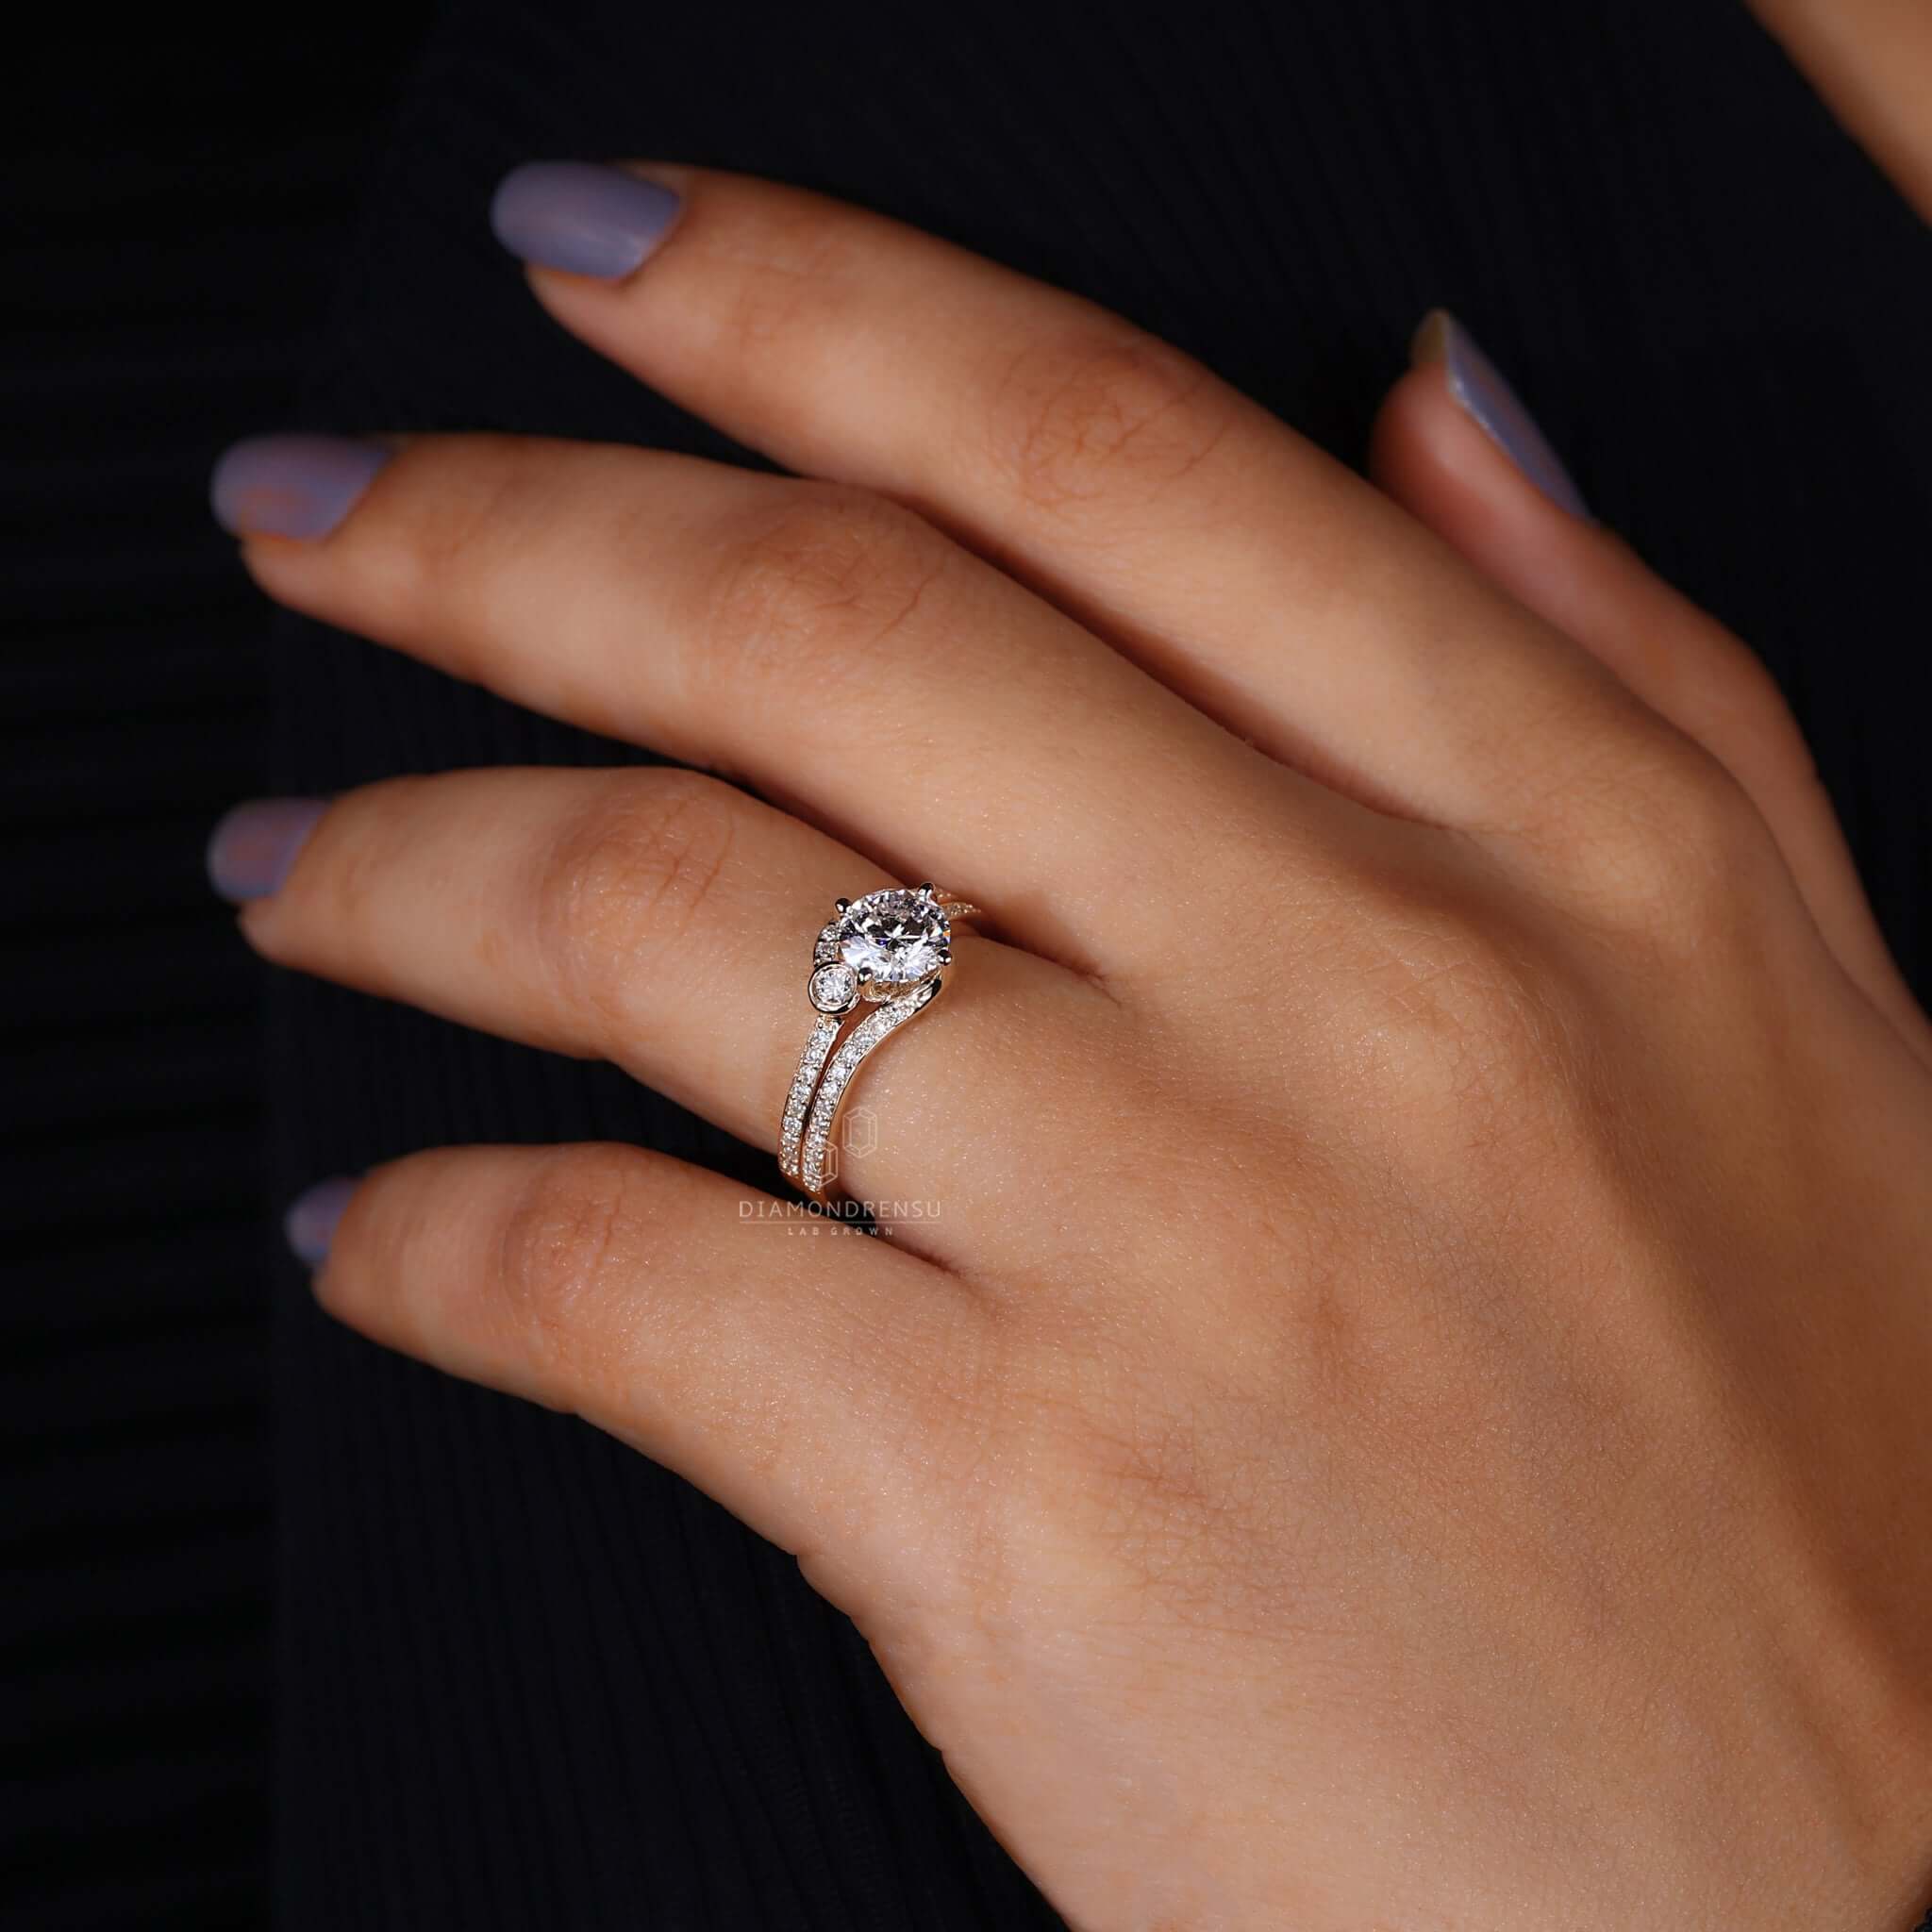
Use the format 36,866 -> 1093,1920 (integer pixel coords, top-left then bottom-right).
215,158 -> 1932,1930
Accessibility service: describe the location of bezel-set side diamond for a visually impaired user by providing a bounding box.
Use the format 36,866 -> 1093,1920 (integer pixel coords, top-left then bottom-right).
808,960 -> 861,1014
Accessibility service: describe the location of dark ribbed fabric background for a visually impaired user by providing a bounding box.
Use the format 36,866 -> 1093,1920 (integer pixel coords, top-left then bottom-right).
3,17 -> 431,1926
8,1 -> 1930,1927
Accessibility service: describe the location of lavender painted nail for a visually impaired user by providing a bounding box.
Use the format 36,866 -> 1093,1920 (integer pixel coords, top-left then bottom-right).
286,1176 -> 358,1268
210,434 -> 391,540
206,797 -> 326,903
1412,309 -> 1590,520
491,161 -> 683,280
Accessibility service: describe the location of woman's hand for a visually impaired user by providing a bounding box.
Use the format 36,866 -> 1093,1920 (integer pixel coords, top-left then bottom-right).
209,163 -> 1932,1929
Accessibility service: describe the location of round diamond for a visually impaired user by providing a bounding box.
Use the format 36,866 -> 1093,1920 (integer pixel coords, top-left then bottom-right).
808,962 -> 859,1012
835,889 -> 951,987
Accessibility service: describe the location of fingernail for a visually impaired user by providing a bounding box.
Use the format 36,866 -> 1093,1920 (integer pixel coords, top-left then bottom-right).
207,797 -> 327,903
210,434 -> 391,540
490,161 -> 683,279
286,1176 -> 358,1268
1410,309 -> 1590,519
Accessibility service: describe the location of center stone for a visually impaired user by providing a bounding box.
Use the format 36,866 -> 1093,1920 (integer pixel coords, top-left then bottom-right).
836,889 -> 951,987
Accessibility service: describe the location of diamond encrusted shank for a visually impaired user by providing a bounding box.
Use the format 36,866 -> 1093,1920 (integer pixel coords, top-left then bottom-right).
779,1013 -> 841,1178
798,977 -> 941,1196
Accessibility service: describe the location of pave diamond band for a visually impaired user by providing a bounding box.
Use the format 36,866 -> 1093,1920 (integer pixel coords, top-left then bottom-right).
777,884 -> 978,1203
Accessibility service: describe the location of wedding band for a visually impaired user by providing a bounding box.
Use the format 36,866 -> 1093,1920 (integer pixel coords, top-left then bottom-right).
777,884 -> 980,1203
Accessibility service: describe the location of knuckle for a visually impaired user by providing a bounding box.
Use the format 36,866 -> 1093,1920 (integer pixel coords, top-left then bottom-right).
492,1146 -> 649,1374
979,326 -> 1236,514
961,1340 -> 1283,1632
1570,743 -> 1770,952
1681,626 -> 1785,721
1275,847 -> 1584,1171
700,484 -> 953,700
1704,647 -> 1819,791
1344,897 -> 1558,1123
535,774 -> 741,1029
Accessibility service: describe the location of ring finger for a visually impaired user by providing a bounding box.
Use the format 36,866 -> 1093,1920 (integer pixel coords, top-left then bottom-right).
214,762 -> 1116,1259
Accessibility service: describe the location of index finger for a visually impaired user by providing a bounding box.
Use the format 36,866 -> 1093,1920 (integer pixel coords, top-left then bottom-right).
492,158 -> 1656,831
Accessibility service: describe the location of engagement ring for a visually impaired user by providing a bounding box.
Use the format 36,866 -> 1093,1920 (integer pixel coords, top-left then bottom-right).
777,885 -> 979,1203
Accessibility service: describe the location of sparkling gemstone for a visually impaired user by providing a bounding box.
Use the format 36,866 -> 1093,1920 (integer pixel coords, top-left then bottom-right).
834,889 -> 951,987
808,962 -> 859,1011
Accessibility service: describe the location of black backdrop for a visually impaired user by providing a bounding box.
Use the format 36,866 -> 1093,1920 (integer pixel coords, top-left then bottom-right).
7,3 -> 1930,1928
5,14 -> 432,1924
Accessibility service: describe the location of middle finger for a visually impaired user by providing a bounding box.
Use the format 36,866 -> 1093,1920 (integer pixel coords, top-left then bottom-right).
215,432 -> 1344,975
505,162 -> 1652,829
